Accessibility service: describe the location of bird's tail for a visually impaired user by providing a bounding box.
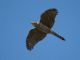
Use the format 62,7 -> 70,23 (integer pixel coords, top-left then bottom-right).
50,31 -> 65,41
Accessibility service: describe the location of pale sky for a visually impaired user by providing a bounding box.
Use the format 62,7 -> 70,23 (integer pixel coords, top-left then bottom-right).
0,0 -> 80,60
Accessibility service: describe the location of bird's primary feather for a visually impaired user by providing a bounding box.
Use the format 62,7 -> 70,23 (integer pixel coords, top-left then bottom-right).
26,28 -> 46,50
40,8 -> 58,28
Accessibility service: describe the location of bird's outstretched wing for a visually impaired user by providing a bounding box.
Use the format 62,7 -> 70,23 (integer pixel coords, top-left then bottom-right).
40,8 -> 58,28
26,28 -> 46,50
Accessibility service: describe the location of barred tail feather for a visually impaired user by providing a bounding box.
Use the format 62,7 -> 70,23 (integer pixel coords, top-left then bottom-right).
50,31 -> 65,40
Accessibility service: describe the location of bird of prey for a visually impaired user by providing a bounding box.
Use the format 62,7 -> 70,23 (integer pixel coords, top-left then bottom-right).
26,8 -> 65,51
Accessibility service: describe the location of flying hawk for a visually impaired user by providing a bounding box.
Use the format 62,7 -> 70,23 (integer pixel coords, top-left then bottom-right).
26,8 -> 65,51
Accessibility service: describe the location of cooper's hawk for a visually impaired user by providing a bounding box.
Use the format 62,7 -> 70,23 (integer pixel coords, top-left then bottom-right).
26,8 -> 65,51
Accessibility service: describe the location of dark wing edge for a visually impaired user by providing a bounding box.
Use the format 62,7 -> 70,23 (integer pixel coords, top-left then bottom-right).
40,8 -> 58,28
26,28 -> 46,51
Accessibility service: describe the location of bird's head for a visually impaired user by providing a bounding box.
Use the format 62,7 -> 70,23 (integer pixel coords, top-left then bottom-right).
32,22 -> 39,27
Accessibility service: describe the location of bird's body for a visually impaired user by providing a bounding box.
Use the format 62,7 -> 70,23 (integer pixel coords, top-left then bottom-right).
32,22 -> 65,40
32,22 -> 50,33
26,8 -> 65,51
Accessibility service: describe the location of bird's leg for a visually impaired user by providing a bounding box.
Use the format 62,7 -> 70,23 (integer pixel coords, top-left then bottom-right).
50,31 -> 65,40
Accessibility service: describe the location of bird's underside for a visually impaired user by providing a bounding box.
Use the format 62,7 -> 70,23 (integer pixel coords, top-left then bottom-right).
26,8 -> 65,51
26,28 -> 47,50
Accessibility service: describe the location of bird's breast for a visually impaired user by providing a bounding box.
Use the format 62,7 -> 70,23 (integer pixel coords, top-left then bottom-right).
36,23 -> 51,33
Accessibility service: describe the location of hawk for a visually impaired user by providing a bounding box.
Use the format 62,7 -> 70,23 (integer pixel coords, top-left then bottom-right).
26,8 -> 65,51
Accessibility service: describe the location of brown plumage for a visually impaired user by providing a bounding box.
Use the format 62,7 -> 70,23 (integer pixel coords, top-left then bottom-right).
26,8 -> 65,51
26,28 -> 46,50
40,9 -> 58,28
